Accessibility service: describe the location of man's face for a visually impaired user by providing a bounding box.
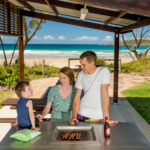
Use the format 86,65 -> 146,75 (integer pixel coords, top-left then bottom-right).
80,57 -> 94,73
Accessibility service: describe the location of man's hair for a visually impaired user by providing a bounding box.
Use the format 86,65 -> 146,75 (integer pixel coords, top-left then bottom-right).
15,81 -> 29,97
59,67 -> 75,86
80,51 -> 97,64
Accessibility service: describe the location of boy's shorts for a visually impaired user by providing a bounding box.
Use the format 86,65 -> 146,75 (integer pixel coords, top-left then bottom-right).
77,114 -> 102,122
19,117 -> 39,129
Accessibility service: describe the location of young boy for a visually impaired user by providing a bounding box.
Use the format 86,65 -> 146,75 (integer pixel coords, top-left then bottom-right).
13,81 -> 39,130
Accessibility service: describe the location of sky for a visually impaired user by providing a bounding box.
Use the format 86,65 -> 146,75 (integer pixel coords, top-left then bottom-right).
1,20 -> 150,45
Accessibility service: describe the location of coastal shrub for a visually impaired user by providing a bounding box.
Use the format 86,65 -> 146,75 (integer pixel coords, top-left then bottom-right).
121,57 -> 150,75
24,65 -> 60,78
0,65 -> 19,88
96,59 -> 107,66
96,59 -> 114,72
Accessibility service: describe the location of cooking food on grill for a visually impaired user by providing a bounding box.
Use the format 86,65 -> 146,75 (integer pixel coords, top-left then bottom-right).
62,132 -> 70,140
62,132 -> 81,140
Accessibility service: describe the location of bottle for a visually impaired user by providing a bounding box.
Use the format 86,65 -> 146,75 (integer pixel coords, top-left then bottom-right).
104,116 -> 110,138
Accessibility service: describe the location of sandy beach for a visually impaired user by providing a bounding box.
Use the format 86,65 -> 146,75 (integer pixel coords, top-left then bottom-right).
0,53 -> 133,68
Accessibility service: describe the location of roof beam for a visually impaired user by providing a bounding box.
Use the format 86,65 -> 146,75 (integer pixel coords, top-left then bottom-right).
20,9 -> 117,33
70,0 -> 150,16
121,18 -> 150,32
21,0 -> 149,22
104,11 -> 128,25
45,0 -> 58,16
16,0 -> 35,11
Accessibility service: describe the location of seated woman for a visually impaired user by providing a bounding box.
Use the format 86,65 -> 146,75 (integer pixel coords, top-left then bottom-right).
37,67 -> 75,123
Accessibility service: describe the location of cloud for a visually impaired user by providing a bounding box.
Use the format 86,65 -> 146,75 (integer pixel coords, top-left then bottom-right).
43,35 -> 55,40
103,35 -> 113,41
33,36 -> 39,40
58,36 -> 66,40
74,36 -> 99,41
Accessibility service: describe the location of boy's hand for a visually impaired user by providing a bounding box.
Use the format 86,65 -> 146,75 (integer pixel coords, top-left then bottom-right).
11,122 -> 18,127
31,127 -> 40,131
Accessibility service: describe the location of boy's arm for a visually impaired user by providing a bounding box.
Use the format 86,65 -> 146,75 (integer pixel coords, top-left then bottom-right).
26,100 -> 39,130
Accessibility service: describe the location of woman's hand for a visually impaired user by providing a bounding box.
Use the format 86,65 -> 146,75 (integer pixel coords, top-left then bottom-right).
36,114 -> 43,122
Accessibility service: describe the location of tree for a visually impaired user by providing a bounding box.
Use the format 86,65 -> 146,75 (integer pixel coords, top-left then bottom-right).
122,27 -> 150,60
0,17 -> 45,66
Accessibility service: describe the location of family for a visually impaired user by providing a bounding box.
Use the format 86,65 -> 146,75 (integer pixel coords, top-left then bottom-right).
13,51 -> 118,130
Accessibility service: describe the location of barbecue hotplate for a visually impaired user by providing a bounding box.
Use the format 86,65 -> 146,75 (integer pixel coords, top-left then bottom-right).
54,126 -> 96,141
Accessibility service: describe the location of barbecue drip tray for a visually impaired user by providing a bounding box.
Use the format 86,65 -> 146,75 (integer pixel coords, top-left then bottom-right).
54,126 -> 96,141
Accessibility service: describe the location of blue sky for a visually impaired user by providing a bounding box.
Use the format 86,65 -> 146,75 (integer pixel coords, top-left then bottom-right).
1,21 -> 115,44
1,21 -> 150,44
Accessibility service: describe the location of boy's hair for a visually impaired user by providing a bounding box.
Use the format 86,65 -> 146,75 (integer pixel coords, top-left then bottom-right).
15,81 -> 29,97
80,51 -> 97,64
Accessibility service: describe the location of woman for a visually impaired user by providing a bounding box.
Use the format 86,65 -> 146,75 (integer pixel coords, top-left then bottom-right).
38,67 -> 75,123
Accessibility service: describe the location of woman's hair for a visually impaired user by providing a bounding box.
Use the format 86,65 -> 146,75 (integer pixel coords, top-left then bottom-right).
59,67 -> 75,86
15,81 -> 29,97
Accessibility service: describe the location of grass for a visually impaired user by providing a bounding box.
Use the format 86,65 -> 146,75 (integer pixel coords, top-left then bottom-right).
122,80 -> 150,124
0,89 -> 14,109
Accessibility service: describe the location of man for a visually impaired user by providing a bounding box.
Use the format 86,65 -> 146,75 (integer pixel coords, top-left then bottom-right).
70,51 -> 118,125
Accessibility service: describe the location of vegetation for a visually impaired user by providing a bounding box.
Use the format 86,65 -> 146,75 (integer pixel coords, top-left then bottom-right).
121,57 -> 150,76
0,90 -> 14,109
122,81 -> 150,124
0,65 -> 60,88
96,57 -> 150,76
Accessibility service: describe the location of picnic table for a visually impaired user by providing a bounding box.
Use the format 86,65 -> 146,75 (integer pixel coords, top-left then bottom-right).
1,98 -> 47,111
0,97 -> 47,123
0,121 -> 150,150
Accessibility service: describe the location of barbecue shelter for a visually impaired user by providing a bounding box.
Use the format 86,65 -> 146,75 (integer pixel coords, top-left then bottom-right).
1,0 -> 150,103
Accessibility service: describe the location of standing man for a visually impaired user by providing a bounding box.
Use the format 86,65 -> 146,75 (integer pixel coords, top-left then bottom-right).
70,51 -> 118,125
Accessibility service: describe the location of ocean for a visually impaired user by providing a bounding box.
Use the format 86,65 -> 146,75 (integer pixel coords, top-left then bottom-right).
0,44 -> 149,58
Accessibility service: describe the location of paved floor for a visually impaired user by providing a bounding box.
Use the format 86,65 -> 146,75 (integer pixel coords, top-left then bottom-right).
0,97 -> 150,142
110,97 -> 150,142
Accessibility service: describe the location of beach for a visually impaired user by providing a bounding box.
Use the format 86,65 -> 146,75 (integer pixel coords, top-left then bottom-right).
0,53 -> 133,68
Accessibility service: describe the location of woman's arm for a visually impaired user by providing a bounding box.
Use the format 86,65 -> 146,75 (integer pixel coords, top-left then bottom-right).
41,101 -> 52,119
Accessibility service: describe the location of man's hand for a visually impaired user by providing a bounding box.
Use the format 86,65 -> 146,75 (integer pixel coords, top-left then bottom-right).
69,117 -> 79,126
108,119 -> 118,126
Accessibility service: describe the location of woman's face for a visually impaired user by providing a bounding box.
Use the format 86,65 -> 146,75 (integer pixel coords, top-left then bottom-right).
59,72 -> 70,85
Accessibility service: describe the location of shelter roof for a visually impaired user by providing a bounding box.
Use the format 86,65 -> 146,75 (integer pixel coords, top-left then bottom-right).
6,0 -> 150,33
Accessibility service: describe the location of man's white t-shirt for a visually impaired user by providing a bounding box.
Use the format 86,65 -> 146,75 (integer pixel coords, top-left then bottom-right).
75,67 -> 111,119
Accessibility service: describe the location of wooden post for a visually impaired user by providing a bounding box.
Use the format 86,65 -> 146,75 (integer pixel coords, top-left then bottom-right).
19,14 -> 24,81
42,59 -> 45,77
113,28 -> 120,103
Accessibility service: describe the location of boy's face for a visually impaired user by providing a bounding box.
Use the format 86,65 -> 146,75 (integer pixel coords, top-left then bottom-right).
21,85 -> 33,98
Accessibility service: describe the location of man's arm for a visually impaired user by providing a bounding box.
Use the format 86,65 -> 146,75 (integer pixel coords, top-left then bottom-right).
101,84 -> 118,125
101,84 -> 110,119
70,88 -> 82,125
